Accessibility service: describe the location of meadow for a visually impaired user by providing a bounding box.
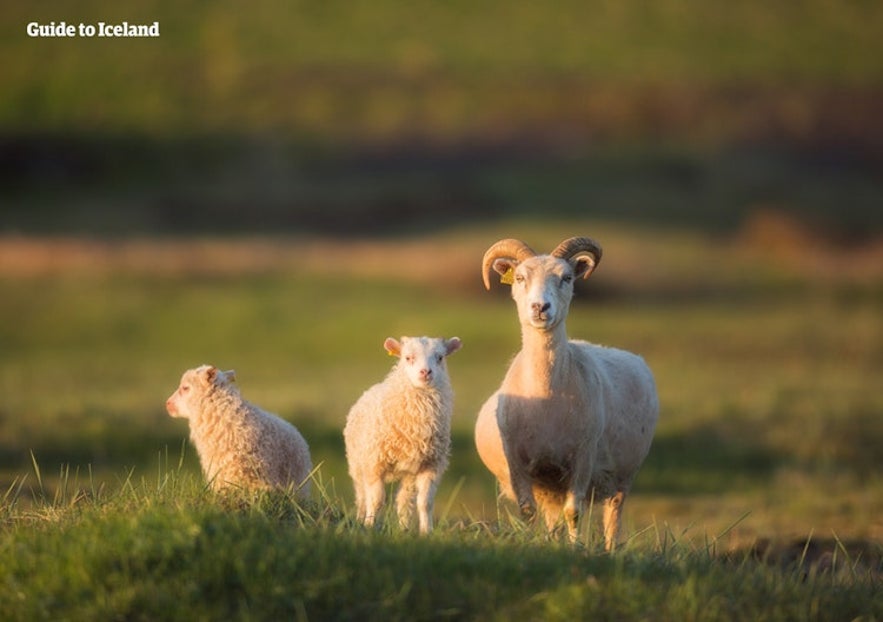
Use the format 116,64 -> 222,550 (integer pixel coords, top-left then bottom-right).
4,0 -> 882,141
3,0 -> 883,618
0,219 -> 880,620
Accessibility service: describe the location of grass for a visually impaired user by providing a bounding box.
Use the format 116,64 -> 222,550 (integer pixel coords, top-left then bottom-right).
0,222 -> 880,534
0,221 -> 880,619
1,464 -> 880,621
4,2 -> 881,616
2,1 -> 882,140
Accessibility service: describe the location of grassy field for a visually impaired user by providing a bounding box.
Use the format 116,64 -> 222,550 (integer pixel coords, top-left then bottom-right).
2,470 -> 881,621
3,2 -> 882,617
3,1 -> 882,145
0,220 -> 880,619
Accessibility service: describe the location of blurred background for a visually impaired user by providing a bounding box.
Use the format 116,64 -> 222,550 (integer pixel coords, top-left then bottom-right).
1,1 -> 881,544
4,0 -> 882,236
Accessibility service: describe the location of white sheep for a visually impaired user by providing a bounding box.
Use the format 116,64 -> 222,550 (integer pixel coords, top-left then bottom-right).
474,237 -> 658,549
344,336 -> 462,533
166,364 -> 312,497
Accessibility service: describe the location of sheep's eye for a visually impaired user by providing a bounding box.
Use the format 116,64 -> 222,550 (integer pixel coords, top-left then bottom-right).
562,274 -> 573,285
436,355 -> 444,363
181,385 -> 190,393
405,355 -> 414,364
514,274 -> 525,284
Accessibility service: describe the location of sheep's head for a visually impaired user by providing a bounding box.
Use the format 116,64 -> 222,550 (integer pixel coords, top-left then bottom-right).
482,237 -> 602,331
384,336 -> 462,389
165,364 -> 237,419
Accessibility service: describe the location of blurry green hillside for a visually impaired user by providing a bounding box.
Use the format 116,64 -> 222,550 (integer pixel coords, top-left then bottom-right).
4,0 -> 883,136
2,0 -> 883,236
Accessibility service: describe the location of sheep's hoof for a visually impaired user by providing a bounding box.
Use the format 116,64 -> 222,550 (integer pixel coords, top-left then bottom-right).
519,504 -> 537,522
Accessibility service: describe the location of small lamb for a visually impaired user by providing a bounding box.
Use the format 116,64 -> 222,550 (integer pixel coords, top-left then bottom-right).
344,336 -> 462,533
166,364 -> 312,497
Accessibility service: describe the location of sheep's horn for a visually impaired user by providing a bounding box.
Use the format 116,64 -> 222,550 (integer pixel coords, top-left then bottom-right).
550,237 -> 603,278
481,238 -> 537,290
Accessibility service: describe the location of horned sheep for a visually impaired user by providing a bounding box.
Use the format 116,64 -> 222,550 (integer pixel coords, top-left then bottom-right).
165,364 -> 312,497
474,237 -> 659,549
344,336 -> 462,533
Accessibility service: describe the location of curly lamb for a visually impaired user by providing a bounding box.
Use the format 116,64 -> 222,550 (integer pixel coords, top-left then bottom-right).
344,336 -> 462,533
166,364 -> 312,497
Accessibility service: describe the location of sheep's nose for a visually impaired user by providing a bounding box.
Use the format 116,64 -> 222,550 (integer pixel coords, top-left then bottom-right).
419,368 -> 432,380
532,302 -> 551,313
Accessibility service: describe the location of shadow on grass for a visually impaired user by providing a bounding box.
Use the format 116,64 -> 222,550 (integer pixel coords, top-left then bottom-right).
727,536 -> 883,580
5,410 -> 876,510
635,424 -> 780,496
0,414 -> 188,474
4,133 -> 882,239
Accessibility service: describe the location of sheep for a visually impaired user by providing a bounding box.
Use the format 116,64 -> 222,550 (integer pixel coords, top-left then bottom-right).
344,336 -> 462,534
474,237 -> 659,550
165,364 -> 312,498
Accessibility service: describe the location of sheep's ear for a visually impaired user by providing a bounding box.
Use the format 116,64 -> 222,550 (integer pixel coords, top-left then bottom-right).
204,365 -> 218,383
445,337 -> 462,356
223,369 -> 236,383
572,255 -> 598,280
383,337 -> 402,357
492,258 -> 517,285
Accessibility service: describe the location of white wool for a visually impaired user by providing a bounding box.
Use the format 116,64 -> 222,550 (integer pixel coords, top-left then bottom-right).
475,239 -> 659,550
344,336 -> 461,534
166,365 -> 312,497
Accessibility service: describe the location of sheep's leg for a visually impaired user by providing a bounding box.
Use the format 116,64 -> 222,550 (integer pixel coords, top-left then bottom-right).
395,476 -> 416,530
562,490 -> 587,543
353,480 -> 365,522
500,439 -> 536,521
602,490 -> 626,551
535,488 -> 565,535
414,470 -> 439,534
363,478 -> 385,528
510,474 -> 537,522
562,470 -> 592,543
495,407 -> 537,521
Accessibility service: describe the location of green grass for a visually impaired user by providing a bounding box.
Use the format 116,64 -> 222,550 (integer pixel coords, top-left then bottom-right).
1,223 -> 880,538
1,465 -> 880,621
0,223 -> 880,619
4,2 -> 881,615
2,1 -> 882,136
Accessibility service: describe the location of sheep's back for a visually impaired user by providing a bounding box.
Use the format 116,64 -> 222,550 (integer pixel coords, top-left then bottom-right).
251,410 -> 312,487
190,390 -> 311,491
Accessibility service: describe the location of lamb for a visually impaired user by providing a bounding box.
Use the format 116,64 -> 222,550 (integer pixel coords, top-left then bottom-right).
165,364 -> 312,497
344,336 -> 462,533
474,237 -> 659,550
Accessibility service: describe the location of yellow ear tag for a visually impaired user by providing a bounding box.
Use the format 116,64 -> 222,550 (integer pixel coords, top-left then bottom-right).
500,267 -> 515,285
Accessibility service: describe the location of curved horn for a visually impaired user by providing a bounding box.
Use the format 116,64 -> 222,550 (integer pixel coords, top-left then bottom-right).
550,237 -> 603,278
481,238 -> 537,290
